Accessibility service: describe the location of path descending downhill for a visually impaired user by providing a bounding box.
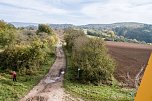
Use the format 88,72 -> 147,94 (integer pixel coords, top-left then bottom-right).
20,30 -> 84,101
20,43 -> 67,101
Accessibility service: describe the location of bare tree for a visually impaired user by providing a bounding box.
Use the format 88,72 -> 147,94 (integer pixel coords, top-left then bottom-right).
134,65 -> 145,90
119,65 -> 145,89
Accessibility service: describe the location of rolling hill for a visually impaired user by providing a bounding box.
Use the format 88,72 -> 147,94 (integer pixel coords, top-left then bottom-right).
10,22 -> 152,43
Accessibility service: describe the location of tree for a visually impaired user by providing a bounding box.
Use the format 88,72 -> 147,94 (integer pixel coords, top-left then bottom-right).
108,30 -> 115,41
37,24 -> 53,35
0,20 -> 17,47
72,37 -> 116,85
64,28 -> 85,51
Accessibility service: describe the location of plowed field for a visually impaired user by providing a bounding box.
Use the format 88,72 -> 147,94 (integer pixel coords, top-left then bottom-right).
106,41 -> 152,87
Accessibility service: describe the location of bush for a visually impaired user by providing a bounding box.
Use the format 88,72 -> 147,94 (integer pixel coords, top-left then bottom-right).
37,24 -> 53,35
64,28 -> 85,51
64,28 -> 116,85
0,20 -> 17,47
0,38 -> 52,74
72,37 -> 116,85
0,21 -> 58,74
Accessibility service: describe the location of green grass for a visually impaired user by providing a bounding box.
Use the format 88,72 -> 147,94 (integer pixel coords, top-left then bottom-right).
63,47 -> 135,101
64,81 -> 135,101
0,54 -> 55,101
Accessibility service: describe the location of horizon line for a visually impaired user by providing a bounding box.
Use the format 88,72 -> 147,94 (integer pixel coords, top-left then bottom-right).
9,21 -> 152,26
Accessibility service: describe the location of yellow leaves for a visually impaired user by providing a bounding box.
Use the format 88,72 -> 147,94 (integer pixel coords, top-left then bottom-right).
47,35 -> 58,45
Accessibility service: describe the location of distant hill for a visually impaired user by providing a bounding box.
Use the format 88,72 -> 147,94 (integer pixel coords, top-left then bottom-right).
79,22 -> 152,43
10,22 -> 38,27
49,24 -> 75,29
10,22 -> 150,28
10,22 -> 152,43
10,22 -> 76,29
79,22 -> 145,29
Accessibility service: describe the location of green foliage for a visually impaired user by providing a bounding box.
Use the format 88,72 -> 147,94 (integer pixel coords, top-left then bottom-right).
80,22 -> 152,43
37,24 -> 53,35
0,20 -> 17,47
64,81 -> 134,101
0,54 -> 55,101
0,35 -> 57,74
113,26 -> 152,43
72,37 -> 116,84
0,21 -> 57,100
64,28 -> 116,85
0,21 -> 58,75
87,29 -> 147,44
64,28 -> 86,51
87,30 -> 116,40
0,42 -> 42,72
64,48 -> 134,101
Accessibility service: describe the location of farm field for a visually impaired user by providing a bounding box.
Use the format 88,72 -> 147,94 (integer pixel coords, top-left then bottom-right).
106,41 -> 152,87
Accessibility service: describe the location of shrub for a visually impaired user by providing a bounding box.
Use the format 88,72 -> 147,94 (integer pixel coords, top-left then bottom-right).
0,21 -> 57,75
72,37 -> 116,85
64,28 -> 85,51
37,24 -> 53,35
0,39 -> 50,74
0,20 -> 17,47
64,28 -> 116,85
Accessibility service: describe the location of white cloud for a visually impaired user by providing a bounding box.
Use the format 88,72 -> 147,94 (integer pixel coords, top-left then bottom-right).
81,0 -> 152,24
0,0 -> 68,14
0,0 -> 152,24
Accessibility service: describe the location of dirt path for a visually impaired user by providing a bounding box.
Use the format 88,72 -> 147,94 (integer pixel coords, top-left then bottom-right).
20,43 -> 66,101
20,30 -> 83,101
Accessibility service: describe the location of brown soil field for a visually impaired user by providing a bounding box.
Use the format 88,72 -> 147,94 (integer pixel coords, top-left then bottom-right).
106,41 -> 152,87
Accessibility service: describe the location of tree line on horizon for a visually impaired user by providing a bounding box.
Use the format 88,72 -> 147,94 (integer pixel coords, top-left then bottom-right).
11,21 -> 152,43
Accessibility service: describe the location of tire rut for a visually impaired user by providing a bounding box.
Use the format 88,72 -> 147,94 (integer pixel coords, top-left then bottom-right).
20,44 -> 66,101
20,31 -> 84,101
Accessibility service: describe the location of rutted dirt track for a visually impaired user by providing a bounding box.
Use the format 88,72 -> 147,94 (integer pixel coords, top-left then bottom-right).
106,41 -> 152,86
20,43 -> 66,101
20,30 -> 82,101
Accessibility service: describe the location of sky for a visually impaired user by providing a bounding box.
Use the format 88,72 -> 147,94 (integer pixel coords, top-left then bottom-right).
0,0 -> 152,25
